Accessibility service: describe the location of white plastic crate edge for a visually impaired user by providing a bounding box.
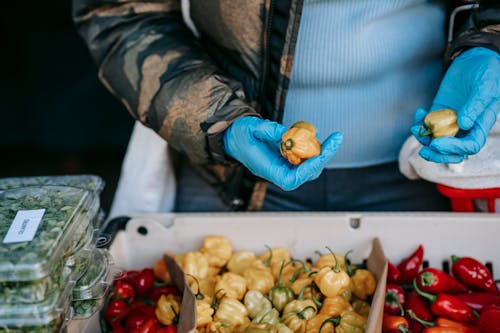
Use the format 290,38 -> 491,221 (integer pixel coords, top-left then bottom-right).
110,212 -> 500,274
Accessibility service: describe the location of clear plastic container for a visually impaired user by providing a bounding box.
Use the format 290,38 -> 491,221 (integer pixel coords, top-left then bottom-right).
0,175 -> 105,194
0,186 -> 99,303
0,175 -> 105,228
72,249 -> 113,319
0,267 -> 74,333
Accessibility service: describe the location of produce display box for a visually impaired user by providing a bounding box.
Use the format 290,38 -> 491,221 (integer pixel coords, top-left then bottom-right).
70,212 -> 500,333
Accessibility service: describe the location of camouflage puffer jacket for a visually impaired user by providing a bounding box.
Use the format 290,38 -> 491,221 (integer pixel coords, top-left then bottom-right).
73,0 -> 500,211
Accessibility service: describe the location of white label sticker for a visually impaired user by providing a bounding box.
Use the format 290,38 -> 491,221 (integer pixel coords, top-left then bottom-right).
3,209 -> 46,244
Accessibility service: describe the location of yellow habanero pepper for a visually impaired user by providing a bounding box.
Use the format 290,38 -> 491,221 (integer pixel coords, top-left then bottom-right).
314,264 -> 351,298
318,296 -> 353,318
280,121 -> 321,165
244,290 -> 272,319
227,250 -> 257,275
281,299 -> 317,333
242,262 -> 275,296
155,294 -> 181,326
314,251 -> 346,271
214,296 -> 249,328
331,310 -> 367,333
215,272 -> 248,301
197,299 -> 215,328
418,108 -> 459,139
258,247 -> 291,280
305,313 -> 335,333
351,299 -> 371,318
349,268 -> 376,300
199,235 -> 233,268
175,251 -> 209,280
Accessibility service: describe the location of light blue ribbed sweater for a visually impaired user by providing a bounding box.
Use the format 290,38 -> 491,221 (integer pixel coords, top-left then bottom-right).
283,0 -> 446,168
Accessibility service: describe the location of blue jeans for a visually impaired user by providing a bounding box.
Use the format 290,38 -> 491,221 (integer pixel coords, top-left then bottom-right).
174,159 -> 451,212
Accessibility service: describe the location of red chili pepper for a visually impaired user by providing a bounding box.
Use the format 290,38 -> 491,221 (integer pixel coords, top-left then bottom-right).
477,303 -> 500,333
129,318 -> 157,333
104,299 -> 129,328
413,280 -> 474,323
385,283 -> 406,315
453,291 -> 500,311
383,313 -> 411,332
388,261 -> 402,284
116,269 -> 140,284
408,310 -> 478,333
397,244 -> 424,285
148,285 -> 179,303
110,326 -> 125,333
133,268 -> 156,296
451,255 -> 499,294
114,279 -> 136,302
124,304 -> 157,331
405,290 -> 434,333
417,267 -> 468,294
156,325 -> 177,333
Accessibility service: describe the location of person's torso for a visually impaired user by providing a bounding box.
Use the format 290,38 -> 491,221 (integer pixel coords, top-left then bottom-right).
283,0 -> 447,167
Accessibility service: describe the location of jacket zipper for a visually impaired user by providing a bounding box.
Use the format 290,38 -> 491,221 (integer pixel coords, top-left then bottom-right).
258,0 -> 276,117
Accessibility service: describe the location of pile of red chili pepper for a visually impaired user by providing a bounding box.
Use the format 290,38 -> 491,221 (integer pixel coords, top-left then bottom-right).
383,244 -> 500,333
101,264 -> 180,333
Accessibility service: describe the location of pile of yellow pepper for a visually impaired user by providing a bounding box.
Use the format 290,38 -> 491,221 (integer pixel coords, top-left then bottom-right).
170,235 -> 377,333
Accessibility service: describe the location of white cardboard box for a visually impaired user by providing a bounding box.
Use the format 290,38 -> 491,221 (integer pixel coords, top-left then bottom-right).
70,212 -> 500,333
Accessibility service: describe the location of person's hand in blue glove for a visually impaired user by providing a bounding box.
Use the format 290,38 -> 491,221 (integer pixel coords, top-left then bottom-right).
411,47 -> 500,164
223,116 -> 343,191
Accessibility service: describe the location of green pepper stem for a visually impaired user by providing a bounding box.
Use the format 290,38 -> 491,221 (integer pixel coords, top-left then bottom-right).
319,317 -> 341,331
451,255 -> 461,264
263,245 -> 273,267
407,310 -> 435,327
412,279 -> 436,303
325,246 -> 340,273
418,126 -> 432,137
344,250 -> 356,277
297,305 -> 316,319
186,274 -> 205,300
385,292 -> 405,316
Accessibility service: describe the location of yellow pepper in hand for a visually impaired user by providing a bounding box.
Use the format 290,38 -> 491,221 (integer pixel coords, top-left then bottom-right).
418,108 -> 459,138
280,121 -> 321,165
155,294 -> 181,326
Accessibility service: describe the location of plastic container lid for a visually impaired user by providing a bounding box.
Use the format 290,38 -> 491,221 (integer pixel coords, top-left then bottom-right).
0,175 -> 105,194
0,186 -> 99,282
72,248 -> 113,301
0,267 -> 74,331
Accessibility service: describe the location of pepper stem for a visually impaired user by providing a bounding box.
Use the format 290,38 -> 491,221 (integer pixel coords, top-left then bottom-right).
263,245 -> 272,267
186,274 -> 205,300
418,126 -> 432,137
413,279 -> 436,303
344,250 -> 356,277
319,317 -> 341,332
325,246 -> 340,273
451,255 -> 461,264
420,271 -> 436,288
385,292 -> 405,316
407,310 -> 435,328
297,305 -> 316,319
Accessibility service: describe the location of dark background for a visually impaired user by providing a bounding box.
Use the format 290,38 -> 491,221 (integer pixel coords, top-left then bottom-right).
0,2 -> 135,213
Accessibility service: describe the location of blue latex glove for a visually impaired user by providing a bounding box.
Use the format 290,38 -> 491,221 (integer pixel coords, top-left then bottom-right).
411,47 -> 500,163
223,116 -> 343,191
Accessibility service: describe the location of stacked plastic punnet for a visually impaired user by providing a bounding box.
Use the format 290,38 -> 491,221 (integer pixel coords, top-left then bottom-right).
0,175 -> 115,333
